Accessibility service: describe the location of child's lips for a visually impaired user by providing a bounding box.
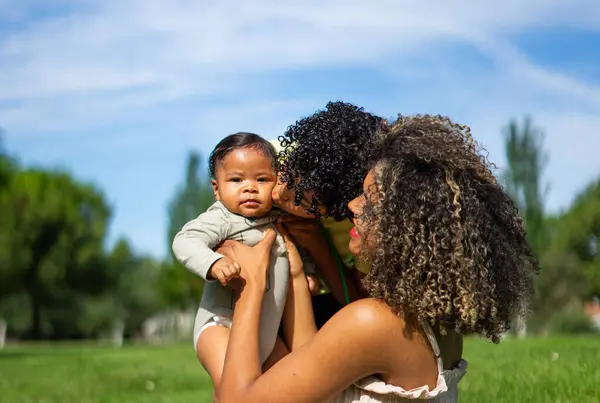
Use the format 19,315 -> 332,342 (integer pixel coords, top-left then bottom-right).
241,199 -> 260,207
350,227 -> 360,239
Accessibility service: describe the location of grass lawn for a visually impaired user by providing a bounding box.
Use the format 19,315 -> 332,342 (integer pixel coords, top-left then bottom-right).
1,336 -> 598,402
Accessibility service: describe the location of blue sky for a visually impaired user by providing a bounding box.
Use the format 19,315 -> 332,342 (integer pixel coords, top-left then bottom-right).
2,0 -> 600,258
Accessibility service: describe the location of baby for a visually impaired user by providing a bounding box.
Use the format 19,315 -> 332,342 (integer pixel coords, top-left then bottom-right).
172,132 -> 315,390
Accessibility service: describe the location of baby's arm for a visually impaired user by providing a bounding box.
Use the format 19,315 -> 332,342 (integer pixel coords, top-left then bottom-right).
172,207 -> 237,285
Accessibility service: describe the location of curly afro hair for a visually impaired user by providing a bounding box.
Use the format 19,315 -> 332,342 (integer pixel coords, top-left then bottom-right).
278,101 -> 385,221
358,115 -> 538,343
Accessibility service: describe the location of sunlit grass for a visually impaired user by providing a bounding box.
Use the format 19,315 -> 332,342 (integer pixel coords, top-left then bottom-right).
1,336 -> 598,402
460,336 -> 599,402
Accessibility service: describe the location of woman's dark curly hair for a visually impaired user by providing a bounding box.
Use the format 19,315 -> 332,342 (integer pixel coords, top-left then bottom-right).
278,101 -> 385,221
359,115 -> 538,343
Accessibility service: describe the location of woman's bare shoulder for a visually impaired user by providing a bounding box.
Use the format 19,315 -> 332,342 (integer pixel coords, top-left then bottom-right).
322,298 -> 442,388
321,298 -> 410,344
339,297 -> 400,318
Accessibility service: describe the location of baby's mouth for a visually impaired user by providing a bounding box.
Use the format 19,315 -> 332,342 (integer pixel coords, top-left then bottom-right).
241,199 -> 260,206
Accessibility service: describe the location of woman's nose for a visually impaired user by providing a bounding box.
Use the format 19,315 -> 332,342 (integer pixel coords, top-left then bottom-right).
348,196 -> 364,218
348,197 -> 358,213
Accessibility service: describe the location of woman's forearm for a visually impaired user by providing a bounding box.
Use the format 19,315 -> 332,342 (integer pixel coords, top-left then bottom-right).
303,240 -> 359,304
282,275 -> 318,351
220,285 -> 264,401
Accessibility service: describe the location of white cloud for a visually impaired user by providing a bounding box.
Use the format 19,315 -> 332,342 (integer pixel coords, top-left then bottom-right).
1,0 -> 598,102
2,0 -> 600,254
1,0 -> 598,136
471,38 -> 600,108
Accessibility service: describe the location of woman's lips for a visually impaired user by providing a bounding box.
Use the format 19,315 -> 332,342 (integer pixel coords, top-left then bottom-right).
350,227 -> 360,239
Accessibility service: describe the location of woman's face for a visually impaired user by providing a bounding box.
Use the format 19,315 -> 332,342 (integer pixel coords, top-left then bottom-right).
272,174 -> 326,218
347,169 -> 377,256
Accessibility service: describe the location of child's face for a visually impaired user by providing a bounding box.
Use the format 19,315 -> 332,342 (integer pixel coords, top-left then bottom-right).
212,147 -> 277,218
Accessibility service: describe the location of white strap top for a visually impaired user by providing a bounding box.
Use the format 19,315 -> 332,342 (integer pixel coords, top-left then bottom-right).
332,321 -> 468,402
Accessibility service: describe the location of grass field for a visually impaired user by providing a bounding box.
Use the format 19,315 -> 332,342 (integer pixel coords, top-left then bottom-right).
1,336 -> 599,403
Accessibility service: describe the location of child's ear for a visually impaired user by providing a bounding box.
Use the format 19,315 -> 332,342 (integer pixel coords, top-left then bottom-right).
211,179 -> 220,201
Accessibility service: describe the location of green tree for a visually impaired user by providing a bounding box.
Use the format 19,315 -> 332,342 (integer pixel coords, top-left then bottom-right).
0,168 -> 111,339
0,131 -> 16,190
503,116 -> 549,256
551,180 -> 600,299
0,133 -> 13,293
0,132 -> 19,341
74,238 -> 164,342
160,151 -> 214,309
503,116 -> 587,334
107,238 -> 163,337
503,116 -> 548,335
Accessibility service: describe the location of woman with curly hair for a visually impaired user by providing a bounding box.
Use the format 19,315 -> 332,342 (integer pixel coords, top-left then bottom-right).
270,101 -> 385,327
212,114 -> 537,402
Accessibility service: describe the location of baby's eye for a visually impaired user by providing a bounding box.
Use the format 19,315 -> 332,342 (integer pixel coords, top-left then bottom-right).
229,178 -> 242,183
257,177 -> 270,183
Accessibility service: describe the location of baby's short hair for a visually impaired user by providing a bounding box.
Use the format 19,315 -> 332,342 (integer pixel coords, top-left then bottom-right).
209,132 -> 277,178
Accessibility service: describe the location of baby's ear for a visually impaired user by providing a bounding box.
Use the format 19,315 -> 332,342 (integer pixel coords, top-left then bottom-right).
211,179 -> 220,201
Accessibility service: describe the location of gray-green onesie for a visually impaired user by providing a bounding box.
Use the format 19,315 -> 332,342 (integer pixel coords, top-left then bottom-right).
173,201 -> 303,364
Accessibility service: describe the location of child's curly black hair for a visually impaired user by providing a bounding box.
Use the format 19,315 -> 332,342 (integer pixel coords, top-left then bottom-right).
278,101 -> 384,221
359,115 -> 538,343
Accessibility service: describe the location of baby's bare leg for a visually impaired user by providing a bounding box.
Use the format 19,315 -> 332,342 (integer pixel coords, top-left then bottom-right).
262,335 -> 290,372
195,325 -> 231,401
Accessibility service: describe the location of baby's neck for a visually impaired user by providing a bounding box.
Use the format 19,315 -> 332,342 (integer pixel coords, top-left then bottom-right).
221,202 -> 276,220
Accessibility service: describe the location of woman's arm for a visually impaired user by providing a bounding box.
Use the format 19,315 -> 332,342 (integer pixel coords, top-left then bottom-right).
223,297 -> 389,402
279,217 -> 360,304
218,227 -> 391,403
279,223 -> 318,351
308,239 -> 359,304
282,275 -> 318,351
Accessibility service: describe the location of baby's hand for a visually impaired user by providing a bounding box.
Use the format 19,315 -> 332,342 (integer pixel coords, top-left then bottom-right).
209,257 -> 241,286
306,273 -> 320,296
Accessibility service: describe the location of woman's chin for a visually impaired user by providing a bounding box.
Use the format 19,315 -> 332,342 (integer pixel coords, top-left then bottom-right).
349,238 -> 361,256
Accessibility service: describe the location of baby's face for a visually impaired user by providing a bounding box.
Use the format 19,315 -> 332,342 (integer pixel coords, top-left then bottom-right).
212,148 -> 277,218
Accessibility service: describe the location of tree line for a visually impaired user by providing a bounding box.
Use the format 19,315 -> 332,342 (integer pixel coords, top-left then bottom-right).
0,117 -> 598,342
0,137 -> 214,341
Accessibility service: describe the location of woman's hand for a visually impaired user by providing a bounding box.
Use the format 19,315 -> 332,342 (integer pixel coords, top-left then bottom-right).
272,176 -> 326,219
215,228 -> 277,291
277,215 -> 324,251
272,180 -> 312,219
280,216 -> 360,304
275,221 -> 305,278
